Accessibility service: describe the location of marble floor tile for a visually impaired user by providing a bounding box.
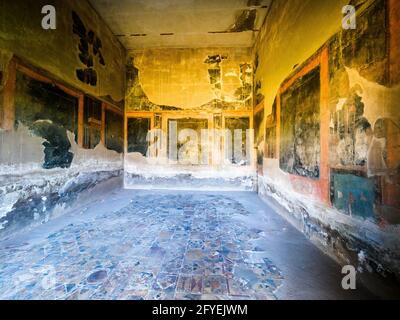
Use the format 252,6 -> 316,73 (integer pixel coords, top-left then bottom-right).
0,193 -> 284,300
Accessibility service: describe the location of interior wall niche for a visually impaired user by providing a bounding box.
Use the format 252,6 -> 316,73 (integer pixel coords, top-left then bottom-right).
225,117 -> 250,165
83,97 -> 101,149
105,110 -> 123,153
265,98 -> 277,159
168,118 -> 209,165
127,117 -> 151,155
14,71 -> 78,169
280,67 -> 321,179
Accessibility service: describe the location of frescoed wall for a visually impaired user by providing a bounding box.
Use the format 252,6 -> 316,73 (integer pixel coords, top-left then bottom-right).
280,67 -> 321,179
124,47 -> 256,190
254,0 -> 400,291
0,0 -> 126,236
328,0 -> 400,224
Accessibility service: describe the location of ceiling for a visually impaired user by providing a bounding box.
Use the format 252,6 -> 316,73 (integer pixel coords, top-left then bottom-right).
89,0 -> 272,50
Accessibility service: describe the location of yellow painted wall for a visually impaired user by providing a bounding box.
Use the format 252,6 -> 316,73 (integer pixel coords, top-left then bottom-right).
0,0 -> 126,103
253,0 -> 349,114
128,47 -> 252,110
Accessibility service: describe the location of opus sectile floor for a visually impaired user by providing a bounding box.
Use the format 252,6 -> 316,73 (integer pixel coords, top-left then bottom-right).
0,193 -> 284,300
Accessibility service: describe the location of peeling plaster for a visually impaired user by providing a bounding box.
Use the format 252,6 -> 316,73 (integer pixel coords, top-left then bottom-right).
346,67 -> 400,128
258,174 -> 400,283
0,123 -> 45,172
127,48 -> 252,110
0,0 -> 126,102
124,152 -> 256,191
253,0 -> 400,290
229,9 -> 257,32
0,129 -> 122,235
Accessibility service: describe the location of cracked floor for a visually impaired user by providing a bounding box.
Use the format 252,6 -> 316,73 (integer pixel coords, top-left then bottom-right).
0,189 -> 374,300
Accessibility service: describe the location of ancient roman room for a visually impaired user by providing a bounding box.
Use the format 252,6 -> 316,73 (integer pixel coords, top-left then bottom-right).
0,0 -> 399,301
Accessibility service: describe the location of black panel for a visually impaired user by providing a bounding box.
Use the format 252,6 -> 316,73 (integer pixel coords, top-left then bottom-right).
14,72 -> 78,169
127,118 -> 151,155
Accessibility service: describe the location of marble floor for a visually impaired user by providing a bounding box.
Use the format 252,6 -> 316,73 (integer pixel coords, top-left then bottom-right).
0,189 -> 374,300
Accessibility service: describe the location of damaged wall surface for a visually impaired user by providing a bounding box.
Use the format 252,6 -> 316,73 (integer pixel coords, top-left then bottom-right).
126,48 -> 253,111
124,47 -> 256,190
280,67 -> 321,179
0,0 -> 126,104
0,0 -> 125,237
89,0 -> 271,49
0,0 -> 399,298
14,72 -> 78,169
253,0 -> 400,295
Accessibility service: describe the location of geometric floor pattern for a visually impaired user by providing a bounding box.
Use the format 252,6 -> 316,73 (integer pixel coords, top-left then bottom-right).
0,193 -> 283,300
